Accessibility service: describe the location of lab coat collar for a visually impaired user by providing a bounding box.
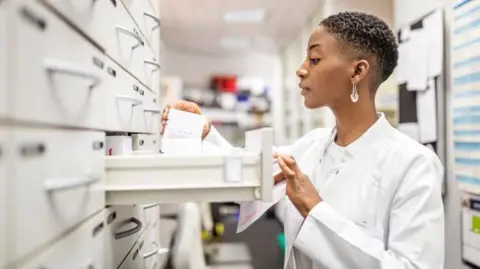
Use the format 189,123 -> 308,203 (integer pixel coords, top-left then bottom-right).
337,113 -> 393,156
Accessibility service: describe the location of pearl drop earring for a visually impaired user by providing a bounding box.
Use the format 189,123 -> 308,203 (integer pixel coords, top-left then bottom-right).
351,83 -> 359,103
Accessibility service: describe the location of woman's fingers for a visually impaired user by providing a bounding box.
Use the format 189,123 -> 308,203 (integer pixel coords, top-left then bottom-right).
278,157 -> 296,179
273,171 -> 284,184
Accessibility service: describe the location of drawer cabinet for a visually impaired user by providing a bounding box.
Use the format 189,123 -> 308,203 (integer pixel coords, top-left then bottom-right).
10,1 -> 109,129
104,60 -> 146,133
8,128 -> 105,262
122,0 -> 161,57
140,89 -> 161,134
43,0 -> 160,91
17,210 -> 106,269
118,230 -> 165,269
105,205 -> 146,269
132,134 -> 159,153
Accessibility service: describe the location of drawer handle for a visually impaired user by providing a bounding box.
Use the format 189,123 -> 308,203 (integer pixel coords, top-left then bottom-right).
116,26 -> 144,49
143,203 -> 159,209
114,217 -> 143,239
116,95 -> 143,106
43,59 -> 102,89
143,242 -> 169,259
143,12 -> 160,30
44,175 -> 101,192
144,108 -> 161,114
144,60 -> 160,71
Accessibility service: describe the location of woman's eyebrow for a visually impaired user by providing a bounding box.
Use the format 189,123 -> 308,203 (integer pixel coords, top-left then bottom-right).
308,43 -> 321,52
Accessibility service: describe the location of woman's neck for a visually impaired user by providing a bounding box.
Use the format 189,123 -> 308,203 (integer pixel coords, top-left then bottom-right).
331,103 -> 378,147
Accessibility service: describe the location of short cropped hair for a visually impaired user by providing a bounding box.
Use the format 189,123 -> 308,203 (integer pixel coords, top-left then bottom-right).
320,11 -> 398,86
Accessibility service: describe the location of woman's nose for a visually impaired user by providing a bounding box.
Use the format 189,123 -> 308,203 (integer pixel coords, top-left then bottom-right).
296,67 -> 308,79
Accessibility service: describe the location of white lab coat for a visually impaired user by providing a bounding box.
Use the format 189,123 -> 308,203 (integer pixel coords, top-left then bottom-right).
205,114 -> 445,269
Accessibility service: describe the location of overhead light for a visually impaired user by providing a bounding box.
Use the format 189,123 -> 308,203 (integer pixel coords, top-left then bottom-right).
219,37 -> 251,49
223,9 -> 266,23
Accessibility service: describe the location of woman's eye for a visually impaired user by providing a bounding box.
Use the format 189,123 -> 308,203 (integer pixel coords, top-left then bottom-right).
310,58 -> 320,65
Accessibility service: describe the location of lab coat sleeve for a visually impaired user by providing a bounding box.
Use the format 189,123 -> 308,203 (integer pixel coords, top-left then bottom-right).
293,152 -> 445,269
203,125 -> 304,154
203,125 -> 235,149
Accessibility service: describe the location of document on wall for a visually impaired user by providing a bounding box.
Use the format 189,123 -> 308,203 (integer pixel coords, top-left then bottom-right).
407,30 -> 429,91
162,108 -> 206,154
424,9 -> 444,77
417,78 -> 438,143
237,181 -> 287,233
397,42 -> 410,84
398,122 -> 420,142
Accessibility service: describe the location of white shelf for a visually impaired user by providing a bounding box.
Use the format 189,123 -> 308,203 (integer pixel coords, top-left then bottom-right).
201,108 -> 272,127
105,128 -> 273,204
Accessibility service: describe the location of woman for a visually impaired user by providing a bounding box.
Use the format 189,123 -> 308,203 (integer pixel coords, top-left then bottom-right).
161,11 -> 444,269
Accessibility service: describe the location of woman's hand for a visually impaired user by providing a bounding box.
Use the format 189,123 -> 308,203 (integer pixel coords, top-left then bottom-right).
274,153 -> 322,218
161,100 -> 212,139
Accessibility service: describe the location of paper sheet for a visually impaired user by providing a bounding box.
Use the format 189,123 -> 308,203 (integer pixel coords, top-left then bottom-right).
401,26 -> 411,41
417,79 -> 438,143
237,181 -> 287,233
407,30 -> 429,91
424,9 -> 444,77
397,42 -> 409,84
163,108 -> 205,139
161,108 -> 205,154
398,122 -> 420,141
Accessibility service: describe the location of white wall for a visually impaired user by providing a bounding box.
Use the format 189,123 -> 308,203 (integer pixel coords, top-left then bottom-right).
394,1 -> 467,269
163,49 -> 284,143
164,50 -> 281,90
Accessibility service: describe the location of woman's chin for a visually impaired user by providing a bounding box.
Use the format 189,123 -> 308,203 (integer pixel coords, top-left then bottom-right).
303,98 -> 322,109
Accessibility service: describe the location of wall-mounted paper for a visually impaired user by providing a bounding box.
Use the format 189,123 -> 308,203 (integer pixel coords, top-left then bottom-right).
398,122 -> 420,141
407,30 -> 429,91
397,42 -> 410,84
424,9 -> 444,77
417,79 -> 438,143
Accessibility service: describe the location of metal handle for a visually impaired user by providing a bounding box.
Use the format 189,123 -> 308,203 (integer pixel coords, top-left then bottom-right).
143,203 -> 159,209
44,175 -> 101,192
43,59 -> 102,89
116,26 -> 144,49
144,108 -> 161,114
114,217 -> 143,239
143,12 -> 160,30
116,95 -> 143,106
143,242 -> 169,259
144,60 -> 160,71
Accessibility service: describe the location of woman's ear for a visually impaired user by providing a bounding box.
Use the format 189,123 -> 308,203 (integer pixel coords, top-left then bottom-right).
350,60 -> 370,85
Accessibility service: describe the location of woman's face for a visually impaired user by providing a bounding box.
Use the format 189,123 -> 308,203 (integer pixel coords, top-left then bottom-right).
296,25 -> 354,109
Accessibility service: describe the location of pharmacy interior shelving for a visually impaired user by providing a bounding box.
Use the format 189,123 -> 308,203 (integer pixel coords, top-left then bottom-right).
0,0 -> 279,268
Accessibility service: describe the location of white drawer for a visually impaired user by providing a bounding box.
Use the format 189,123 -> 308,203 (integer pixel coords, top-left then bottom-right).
105,205 -> 145,269
16,210 -> 106,269
118,232 -> 146,269
42,0 -> 158,89
0,2 -> 9,119
119,230 -> 166,269
142,203 -> 159,229
132,134 -> 159,153
104,62 -> 146,133
142,49 -> 161,94
122,0 -> 161,57
10,1 -> 109,129
140,90 -> 161,134
8,128 -> 105,262
0,127 -> 10,268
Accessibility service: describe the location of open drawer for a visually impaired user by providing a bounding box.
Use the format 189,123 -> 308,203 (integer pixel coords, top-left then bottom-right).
105,128 -> 273,204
